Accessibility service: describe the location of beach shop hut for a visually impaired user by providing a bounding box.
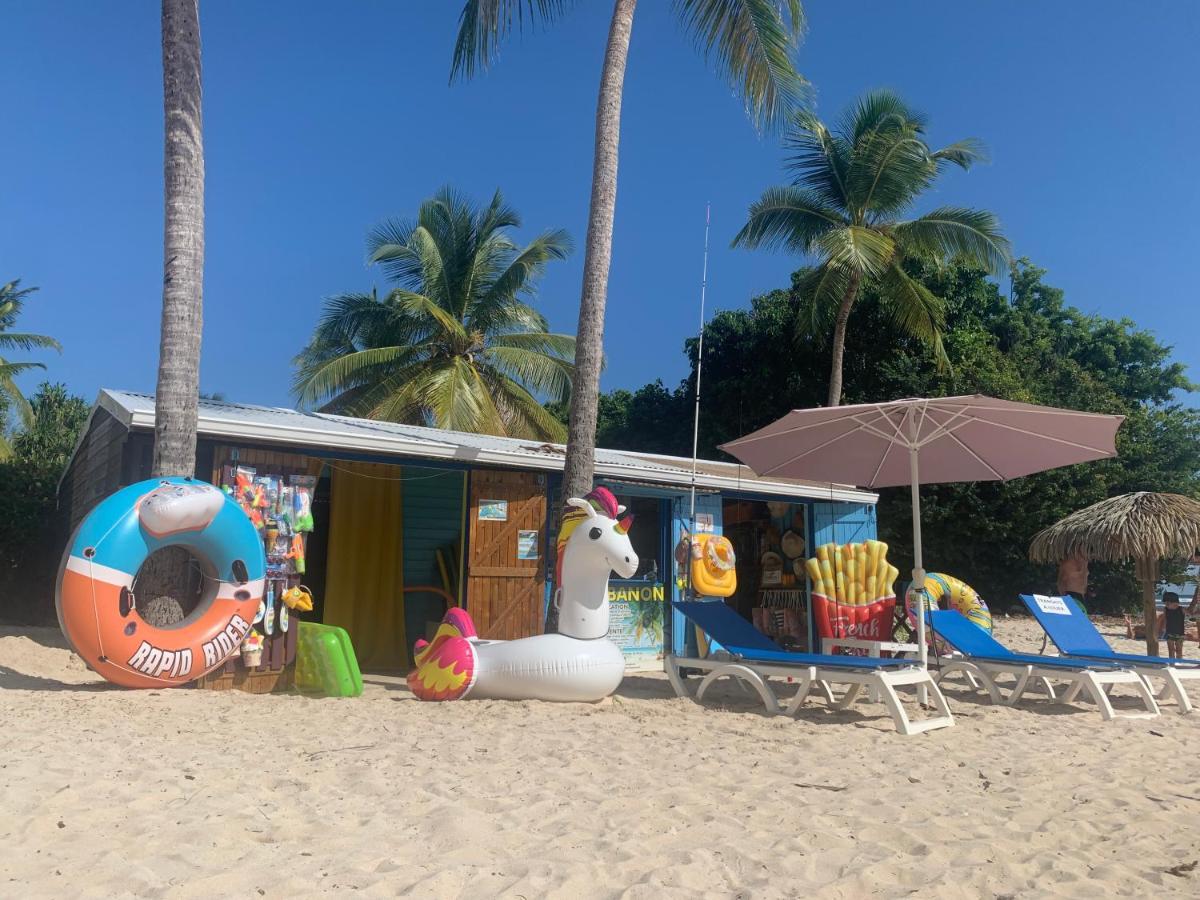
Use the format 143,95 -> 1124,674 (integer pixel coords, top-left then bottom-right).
56,390 -> 878,672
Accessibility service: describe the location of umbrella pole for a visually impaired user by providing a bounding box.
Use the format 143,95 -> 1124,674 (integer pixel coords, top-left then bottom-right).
909,446 -> 927,670
1136,556 -> 1159,657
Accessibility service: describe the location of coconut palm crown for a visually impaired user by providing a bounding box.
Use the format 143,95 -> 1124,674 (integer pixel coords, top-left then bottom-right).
733,90 -> 1012,406
293,188 -> 576,440
1,279 -> 61,457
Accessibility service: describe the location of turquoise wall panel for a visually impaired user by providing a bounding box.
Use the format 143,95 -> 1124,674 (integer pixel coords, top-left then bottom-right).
402,468 -> 465,642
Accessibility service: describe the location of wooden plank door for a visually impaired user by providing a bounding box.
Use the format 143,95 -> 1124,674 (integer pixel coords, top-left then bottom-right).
467,469 -> 548,640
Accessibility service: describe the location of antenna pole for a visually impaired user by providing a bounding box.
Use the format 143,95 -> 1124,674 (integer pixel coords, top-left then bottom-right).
689,203 -> 711,532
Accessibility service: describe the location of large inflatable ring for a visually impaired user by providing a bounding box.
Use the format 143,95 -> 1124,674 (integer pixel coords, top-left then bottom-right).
56,476 -> 265,688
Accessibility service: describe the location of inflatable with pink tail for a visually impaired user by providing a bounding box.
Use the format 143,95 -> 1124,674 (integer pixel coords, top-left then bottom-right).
408,487 -> 637,702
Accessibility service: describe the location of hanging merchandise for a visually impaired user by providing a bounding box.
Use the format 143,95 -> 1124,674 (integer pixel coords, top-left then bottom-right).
290,475 -> 316,533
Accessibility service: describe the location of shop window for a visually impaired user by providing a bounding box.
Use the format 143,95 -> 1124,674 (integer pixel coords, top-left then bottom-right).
724,499 -> 810,651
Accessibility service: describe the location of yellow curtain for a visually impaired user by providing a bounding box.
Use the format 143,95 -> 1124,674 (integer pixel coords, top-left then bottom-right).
323,462 -> 407,670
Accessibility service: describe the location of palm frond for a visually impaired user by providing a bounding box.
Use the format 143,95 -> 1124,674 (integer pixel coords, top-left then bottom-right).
488,330 -> 577,358
0,332 -> 61,353
0,366 -> 39,425
877,263 -> 949,369
294,345 -> 416,408
931,138 -> 988,171
481,344 -> 574,402
844,123 -> 936,218
479,369 -> 569,440
389,290 -> 469,341
451,0 -> 572,81
674,0 -> 809,131
783,111 -> 851,207
792,262 -> 851,344
731,186 -> 845,252
840,89 -> 926,145
893,207 -> 1012,276
812,225 -> 894,277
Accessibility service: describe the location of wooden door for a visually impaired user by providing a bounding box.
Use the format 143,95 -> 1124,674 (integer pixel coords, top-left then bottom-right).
467,469 -> 548,640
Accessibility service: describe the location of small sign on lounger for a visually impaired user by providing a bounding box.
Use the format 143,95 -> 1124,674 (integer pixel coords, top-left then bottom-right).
1033,594 -> 1070,615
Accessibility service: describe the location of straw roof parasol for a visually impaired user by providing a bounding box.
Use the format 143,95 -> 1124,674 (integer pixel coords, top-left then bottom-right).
1030,491 -> 1200,656
1029,492 -> 1200,564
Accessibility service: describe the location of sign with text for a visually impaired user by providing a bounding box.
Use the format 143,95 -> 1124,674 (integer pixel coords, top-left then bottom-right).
607,581 -> 665,670
1033,594 -> 1071,615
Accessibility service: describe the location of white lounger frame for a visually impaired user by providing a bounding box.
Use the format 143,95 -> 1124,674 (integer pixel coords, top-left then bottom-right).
1096,663 -> 1199,715
933,657 -> 1160,720
665,653 -> 954,736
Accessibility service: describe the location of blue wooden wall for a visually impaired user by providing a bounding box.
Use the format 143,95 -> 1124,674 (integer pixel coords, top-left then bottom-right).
809,501 -> 878,548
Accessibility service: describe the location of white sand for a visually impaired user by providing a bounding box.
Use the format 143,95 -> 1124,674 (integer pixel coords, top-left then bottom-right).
2,618 -> 1198,899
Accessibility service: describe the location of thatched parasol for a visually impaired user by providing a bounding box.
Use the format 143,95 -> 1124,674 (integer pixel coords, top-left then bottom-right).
1030,492 -> 1200,655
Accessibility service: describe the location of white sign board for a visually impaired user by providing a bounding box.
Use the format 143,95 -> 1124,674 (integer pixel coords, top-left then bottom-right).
1033,594 -> 1071,615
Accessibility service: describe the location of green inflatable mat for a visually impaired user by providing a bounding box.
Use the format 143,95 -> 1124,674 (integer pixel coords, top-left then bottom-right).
295,622 -> 363,697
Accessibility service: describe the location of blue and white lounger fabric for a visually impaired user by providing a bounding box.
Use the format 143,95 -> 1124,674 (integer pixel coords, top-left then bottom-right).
667,601 -> 954,736
927,609 -> 1160,720
1020,593 -> 1199,714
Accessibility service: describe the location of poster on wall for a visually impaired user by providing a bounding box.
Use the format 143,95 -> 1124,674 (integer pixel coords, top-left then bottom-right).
478,499 -> 508,521
516,530 -> 539,560
607,581 -> 666,671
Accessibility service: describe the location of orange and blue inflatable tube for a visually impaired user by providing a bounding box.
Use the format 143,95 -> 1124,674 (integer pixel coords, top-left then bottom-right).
56,477 -> 265,688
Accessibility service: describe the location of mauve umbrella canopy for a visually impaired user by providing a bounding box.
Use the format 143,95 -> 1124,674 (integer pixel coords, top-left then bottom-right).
720,395 -> 1124,488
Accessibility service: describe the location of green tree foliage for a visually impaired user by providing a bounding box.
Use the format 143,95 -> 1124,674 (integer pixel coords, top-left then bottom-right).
0,383 -> 90,622
0,279 -> 62,457
294,187 -> 577,440
585,261 -> 1199,612
733,91 -> 1010,406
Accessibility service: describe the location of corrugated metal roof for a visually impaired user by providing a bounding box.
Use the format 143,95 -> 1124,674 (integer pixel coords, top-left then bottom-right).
94,389 -> 876,504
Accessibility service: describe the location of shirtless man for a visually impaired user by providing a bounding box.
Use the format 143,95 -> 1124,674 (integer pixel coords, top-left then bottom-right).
1057,552 -> 1089,603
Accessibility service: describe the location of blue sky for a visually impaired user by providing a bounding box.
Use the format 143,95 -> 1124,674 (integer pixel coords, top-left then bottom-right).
3,1 -> 1198,412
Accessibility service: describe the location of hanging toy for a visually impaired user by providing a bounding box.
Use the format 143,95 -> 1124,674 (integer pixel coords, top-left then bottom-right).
286,534 -> 306,574
281,585 -> 314,612
290,475 -> 316,533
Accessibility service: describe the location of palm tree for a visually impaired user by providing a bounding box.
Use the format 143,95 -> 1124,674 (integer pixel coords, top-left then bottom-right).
153,0 -> 205,477
452,0 -> 808,500
733,90 -> 1012,406
0,280 -> 61,458
294,188 -> 577,440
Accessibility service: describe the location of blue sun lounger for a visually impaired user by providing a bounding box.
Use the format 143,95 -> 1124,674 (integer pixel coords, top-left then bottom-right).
1019,593 -> 1200,714
667,600 -> 954,736
927,609 -> 1159,720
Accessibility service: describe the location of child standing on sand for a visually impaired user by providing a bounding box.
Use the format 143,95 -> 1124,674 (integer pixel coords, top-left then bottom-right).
1158,592 -> 1186,659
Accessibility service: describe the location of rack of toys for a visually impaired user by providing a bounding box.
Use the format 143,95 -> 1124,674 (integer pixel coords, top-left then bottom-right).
197,461 -> 319,691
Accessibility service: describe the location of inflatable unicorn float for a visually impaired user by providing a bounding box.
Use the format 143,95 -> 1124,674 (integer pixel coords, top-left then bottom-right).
409,487 -> 637,702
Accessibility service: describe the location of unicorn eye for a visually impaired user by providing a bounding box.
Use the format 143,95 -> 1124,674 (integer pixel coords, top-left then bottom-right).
588,527 -> 602,540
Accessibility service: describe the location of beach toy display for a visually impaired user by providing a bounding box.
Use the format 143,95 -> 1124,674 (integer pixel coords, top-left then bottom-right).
295,621 -> 363,697
408,487 -> 636,702
805,540 -> 899,644
913,573 -> 991,633
689,533 -> 737,597
56,477 -> 265,688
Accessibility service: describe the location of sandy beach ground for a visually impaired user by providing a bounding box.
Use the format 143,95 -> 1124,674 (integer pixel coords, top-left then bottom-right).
2,617 -> 1198,899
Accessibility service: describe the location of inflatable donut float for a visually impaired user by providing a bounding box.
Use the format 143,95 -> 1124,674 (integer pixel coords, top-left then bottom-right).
906,572 -> 992,634
690,534 -> 737,598
56,477 -> 265,688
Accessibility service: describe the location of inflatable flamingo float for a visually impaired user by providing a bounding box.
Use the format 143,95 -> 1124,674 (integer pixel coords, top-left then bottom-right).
409,487 -> 637,702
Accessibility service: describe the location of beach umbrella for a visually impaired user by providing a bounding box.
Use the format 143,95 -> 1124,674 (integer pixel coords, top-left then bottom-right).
720,395 -> 1124,669
1030,492 -> 1200,656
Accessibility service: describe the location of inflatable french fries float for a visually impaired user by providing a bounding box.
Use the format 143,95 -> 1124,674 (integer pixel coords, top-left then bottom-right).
805,540 -> 898,646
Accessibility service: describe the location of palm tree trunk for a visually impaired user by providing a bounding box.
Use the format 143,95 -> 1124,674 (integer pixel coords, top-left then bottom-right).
560,0 -> 637,502
826,270 -> 862,407
153,0 -> 204,478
